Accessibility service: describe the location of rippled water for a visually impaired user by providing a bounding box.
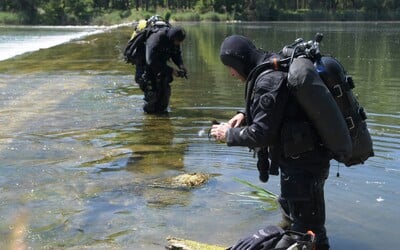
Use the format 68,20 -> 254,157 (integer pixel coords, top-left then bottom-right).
0,22 -> 399,249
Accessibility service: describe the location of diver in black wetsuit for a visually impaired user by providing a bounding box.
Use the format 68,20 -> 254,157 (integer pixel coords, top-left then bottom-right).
210,35 -> 331,250
142,26 -> 187,113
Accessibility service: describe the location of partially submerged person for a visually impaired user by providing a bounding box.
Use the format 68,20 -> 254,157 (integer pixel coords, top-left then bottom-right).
210,35 -> 333,250
124,15 -> 187,114
142,25 -> 187,113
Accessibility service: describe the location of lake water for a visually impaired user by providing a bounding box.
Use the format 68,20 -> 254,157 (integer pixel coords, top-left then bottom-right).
0,22 -> 399,250
0,25 -> 117,61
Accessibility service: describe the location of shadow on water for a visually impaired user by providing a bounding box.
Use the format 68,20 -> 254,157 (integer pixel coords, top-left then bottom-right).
0,22 -> 399,249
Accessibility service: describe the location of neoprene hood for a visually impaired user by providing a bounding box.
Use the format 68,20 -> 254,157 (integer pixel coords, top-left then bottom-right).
168,27 -> 186,42
220,35 -> 266,78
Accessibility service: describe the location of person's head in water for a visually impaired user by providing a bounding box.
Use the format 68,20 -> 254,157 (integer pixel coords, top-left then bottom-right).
220,35 -> 266,81
168,27 -> 186,45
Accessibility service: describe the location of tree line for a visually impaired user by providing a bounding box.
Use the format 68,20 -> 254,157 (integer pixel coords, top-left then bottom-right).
1,0 -> 400,25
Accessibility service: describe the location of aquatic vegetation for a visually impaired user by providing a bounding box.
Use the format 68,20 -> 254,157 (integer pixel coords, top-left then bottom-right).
166,236 -> 225,250
232,177 -> 279,211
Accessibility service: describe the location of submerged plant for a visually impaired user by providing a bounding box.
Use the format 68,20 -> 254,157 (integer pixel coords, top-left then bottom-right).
232,177 -> 279,211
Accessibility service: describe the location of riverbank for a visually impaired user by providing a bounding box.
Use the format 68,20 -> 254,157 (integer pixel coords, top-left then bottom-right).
0,10 -> 228,25
2,8 -> 400,26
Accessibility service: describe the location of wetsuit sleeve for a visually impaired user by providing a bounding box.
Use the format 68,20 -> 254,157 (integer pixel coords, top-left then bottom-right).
170,45 -> 184,67
145,31 -> 173,77
226,71 -> 288,148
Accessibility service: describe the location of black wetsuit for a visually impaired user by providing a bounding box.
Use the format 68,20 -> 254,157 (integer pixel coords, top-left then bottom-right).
221,35 -> 331,249
143,27 -> 184,113
229,68 -> 330,249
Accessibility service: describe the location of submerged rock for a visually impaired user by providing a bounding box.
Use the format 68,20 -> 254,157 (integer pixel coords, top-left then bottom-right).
169,173 -> 211,187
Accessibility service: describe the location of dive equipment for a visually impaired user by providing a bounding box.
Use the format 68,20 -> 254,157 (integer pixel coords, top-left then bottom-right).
250,33 -> 374,166
280,33 -> 374,166
316,56 -> 374,166
123,15 -> 171,65
287,57 -> 352,162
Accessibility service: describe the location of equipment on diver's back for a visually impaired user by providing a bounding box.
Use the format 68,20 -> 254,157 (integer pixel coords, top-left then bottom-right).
248,33 -> 374,167
123,15 -> 171,65
287,57 -> 352,162
316,56 -> 374,166
281,33 -> 324,64
282,33 -> 374,166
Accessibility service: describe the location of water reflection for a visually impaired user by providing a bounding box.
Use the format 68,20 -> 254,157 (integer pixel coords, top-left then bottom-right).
0,22 -> 400,249
77,112 -> 192,208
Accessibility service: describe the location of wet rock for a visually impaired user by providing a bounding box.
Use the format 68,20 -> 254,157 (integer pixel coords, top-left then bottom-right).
169,173 -> 210,187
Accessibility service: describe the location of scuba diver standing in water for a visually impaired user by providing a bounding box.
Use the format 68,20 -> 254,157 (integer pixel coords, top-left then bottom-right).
210,35 -> 345,250
124,16 -> 188,114
142,25 -> 187,113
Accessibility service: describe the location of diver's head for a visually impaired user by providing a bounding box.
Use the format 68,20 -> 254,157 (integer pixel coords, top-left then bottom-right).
220,35 -> 265,79
168,27 -> 186,45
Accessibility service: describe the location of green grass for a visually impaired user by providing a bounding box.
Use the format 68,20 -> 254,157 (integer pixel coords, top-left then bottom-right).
0,11 -> 21,24
233,177 -> 279,211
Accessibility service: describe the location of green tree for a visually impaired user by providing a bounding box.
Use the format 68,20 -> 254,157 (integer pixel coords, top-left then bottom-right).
13,0 -> 40,23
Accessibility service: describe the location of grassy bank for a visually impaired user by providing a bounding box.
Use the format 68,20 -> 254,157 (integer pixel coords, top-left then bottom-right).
0,10 -> 231,26
90,9 -> 232,25
0,11 -> 22,24
84,8 -> 400,25
1,9 -> 400,26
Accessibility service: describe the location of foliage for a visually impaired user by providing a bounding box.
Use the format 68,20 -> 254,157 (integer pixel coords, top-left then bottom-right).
1,0 -> 400,24
200,11 -> 230,21
0,11 -> 20,24
91,10 -> 125,25
173,11 -> 201,21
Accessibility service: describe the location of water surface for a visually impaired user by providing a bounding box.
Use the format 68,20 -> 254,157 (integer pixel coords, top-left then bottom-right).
0,22 -> 399,249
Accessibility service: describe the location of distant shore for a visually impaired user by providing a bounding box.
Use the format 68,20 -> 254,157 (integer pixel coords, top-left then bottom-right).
2,8 -> 400,26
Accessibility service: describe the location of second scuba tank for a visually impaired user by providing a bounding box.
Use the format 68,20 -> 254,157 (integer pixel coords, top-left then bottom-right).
282,33 -> 373,166
287,58 -> 352,162
316,56 -> 374,166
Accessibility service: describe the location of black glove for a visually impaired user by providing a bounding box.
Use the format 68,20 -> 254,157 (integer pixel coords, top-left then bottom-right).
230,225 -> 284,250
257,148 -> 269,183
176,69 -> 187,78
177,65 -> 188,78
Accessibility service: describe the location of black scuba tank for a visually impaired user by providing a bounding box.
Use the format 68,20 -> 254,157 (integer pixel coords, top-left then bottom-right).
287,58 -> 352,162
315,56 -> 374,166
281,33 -> 373,166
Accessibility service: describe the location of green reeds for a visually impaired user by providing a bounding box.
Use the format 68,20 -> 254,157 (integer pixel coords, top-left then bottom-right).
233,177 -> 279,211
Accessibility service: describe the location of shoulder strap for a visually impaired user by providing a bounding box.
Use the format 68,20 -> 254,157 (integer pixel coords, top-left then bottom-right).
245,65 -> 274,125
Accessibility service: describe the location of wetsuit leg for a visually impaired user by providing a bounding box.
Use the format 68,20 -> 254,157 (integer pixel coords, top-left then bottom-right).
277,196 -> 292,230
135,64 -> 146,91
279,166 -> 330,249
143,78 -> 158,113
143,75 -> 171,113
156,80 -> 171,112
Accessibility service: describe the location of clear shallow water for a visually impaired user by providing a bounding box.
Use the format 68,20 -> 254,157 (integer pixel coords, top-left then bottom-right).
0,25 -> 126,61
0,22 -> 399,249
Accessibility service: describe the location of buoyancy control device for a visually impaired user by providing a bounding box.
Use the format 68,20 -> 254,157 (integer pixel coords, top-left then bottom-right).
123,15 -> 170,65
281,33 -> 374,166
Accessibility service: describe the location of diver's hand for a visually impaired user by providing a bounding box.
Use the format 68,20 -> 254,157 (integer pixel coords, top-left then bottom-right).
210,123 -> 231,142
228,113 -> 245,128
179,64 -> 188,75
173,68 -> 188,78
